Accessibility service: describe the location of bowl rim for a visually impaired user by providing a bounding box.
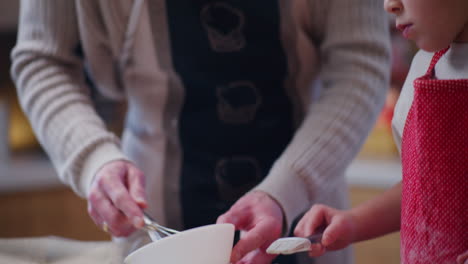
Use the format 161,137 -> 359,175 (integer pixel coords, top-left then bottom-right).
124,223 -> 235,262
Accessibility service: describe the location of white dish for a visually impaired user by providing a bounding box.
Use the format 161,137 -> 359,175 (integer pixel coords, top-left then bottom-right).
124,223 -> 235,264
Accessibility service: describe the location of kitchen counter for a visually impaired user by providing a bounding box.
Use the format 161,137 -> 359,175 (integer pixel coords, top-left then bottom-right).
0,159 -> 401,264
0,237 -> 123,264
346,158 -> 402,188
0,154 -> 61,193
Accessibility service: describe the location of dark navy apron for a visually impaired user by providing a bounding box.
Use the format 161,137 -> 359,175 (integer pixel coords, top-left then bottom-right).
152,1 -> 298,263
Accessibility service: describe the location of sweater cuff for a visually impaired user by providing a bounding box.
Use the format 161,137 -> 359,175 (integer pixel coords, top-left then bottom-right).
78,143 -> 129,198
253,159 -> 314,234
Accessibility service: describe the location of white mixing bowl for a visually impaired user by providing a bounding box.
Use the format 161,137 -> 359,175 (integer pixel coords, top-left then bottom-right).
124,223 -> 235,264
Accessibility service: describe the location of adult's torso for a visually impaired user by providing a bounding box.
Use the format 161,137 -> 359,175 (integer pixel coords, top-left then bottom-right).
114,0 -> 320,232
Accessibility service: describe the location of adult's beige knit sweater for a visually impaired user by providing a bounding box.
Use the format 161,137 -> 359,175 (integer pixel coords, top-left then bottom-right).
11,1 -> 390,263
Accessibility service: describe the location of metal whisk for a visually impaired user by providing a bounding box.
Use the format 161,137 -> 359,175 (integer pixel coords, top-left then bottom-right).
142,212 -> 180,241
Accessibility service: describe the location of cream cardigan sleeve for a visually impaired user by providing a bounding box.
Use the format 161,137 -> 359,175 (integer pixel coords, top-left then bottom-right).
254,0 -> 391,229
11,0 -> 127,197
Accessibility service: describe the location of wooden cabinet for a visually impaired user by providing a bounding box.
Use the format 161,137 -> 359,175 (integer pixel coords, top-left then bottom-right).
0,187 -> 109,241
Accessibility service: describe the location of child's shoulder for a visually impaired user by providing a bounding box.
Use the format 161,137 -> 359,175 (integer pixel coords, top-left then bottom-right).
406,50 -> 434,79
411,49 -> 434,68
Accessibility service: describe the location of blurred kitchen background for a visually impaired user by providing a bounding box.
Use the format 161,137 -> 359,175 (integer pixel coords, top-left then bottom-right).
0,2 -> 416,263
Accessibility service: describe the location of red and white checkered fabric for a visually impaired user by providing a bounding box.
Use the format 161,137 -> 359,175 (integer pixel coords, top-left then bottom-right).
401,47 -> 468,264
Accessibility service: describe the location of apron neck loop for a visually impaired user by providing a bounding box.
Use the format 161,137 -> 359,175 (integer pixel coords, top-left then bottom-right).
423,46 -> 451,78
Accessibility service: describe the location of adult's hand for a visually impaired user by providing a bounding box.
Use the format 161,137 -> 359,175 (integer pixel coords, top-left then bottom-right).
87,160 -> 147,237
217,191 -> 284,264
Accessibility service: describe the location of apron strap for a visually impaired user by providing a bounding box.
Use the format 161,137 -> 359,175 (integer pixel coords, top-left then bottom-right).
423,46 -> 450,77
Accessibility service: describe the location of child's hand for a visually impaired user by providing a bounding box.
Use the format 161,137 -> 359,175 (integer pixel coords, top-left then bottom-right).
294,204 -> 357,258
457,250 -> 468,264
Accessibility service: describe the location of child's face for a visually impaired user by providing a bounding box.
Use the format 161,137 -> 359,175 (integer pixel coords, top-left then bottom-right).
384,0 -> 468,52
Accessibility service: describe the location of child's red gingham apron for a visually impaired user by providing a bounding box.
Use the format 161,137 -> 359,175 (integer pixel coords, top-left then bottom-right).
401,47 -> 468,264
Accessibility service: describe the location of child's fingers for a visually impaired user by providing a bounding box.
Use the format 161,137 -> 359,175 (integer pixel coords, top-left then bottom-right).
308,243 -> 326,257
456,250 -> 468,264
320,215 -> 349,247
294,210 -> 316,237
295,204 -> 329,237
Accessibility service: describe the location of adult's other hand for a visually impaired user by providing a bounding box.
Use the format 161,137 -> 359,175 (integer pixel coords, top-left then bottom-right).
87,160 -> 147,237
217,191 -> 283,264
